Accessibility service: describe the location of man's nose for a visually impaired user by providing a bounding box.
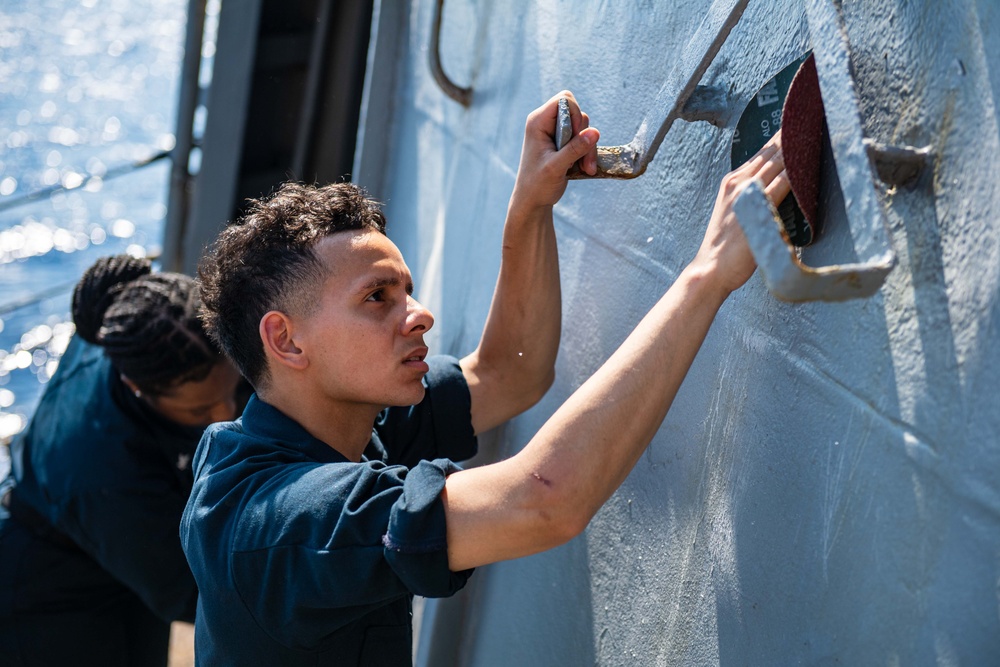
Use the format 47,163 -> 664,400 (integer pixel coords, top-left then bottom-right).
403,296 -> 434,334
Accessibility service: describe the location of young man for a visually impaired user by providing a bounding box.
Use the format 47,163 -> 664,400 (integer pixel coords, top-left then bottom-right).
181,92 -> 788,665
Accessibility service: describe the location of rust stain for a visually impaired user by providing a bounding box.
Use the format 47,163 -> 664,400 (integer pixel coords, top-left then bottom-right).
931,92 -> 958,197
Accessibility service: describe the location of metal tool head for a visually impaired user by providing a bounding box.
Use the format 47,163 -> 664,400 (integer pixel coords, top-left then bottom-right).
555,98 -> 573,151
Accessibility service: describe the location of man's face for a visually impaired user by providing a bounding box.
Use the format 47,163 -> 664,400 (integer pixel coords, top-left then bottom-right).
292,230 -> 435,410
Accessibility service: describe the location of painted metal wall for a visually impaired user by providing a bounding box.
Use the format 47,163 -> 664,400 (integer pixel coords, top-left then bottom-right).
353,0 -> 1000,664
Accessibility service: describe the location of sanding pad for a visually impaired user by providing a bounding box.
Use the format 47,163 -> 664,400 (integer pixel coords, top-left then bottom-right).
781,54 -> 826,238
731,53 -> 828,246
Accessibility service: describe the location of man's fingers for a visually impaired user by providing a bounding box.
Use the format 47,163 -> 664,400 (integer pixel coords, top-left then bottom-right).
546,90 -> 582,132
578,112 -> 597,173
558,127 -> 599,174
739,143 -> 778,176
530,91 -> 599,174
758,128 -> 782,156
764,170 -> 791,207
737,129 -> 783,176
531,91 -> 575,136
754,148 -> 785,186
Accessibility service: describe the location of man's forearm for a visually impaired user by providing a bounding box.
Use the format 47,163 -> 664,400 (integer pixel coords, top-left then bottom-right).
461,199 -> 562,434
459,92 -> 599,435
518,262 -> 729,521
445,262 -> 730,570
443,113 -> 786,574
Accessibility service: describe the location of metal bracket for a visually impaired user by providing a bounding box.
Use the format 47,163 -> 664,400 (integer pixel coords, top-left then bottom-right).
429,0 -> 472,107
555,86 -> 732,153
735,181 -> 895,302
559,0 -> 750,178
552,0 -> 928,302
731,0 -> 902,302
864,139 -> 933,189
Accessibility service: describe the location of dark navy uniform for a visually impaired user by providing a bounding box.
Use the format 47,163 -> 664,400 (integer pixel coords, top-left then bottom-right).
0,337 -> 204,666
180,356 -> 478,666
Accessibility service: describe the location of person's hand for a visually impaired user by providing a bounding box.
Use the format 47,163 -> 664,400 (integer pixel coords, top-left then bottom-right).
692,130 -> 790,295
509,91 -> 600,213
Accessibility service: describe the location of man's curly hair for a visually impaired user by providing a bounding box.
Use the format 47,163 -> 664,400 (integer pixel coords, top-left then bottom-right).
198,182 -> 387,388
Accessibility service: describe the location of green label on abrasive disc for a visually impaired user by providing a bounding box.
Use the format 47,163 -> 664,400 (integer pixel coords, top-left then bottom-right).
731,53 -> 812,247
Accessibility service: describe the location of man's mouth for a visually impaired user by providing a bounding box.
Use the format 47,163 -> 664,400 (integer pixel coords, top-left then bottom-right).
404,348 -> 428,363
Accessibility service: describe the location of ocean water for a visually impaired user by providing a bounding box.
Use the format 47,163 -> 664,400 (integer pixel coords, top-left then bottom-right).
0,0 -> 189,443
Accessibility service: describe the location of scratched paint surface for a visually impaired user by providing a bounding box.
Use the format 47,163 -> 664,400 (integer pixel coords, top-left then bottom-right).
357,0 -> 1000,664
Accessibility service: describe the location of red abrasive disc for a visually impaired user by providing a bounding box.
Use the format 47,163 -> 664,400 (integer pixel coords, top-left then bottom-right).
781,54 -> 827,239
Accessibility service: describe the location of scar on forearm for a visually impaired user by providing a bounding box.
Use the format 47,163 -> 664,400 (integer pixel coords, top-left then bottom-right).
531,472 -> 552,487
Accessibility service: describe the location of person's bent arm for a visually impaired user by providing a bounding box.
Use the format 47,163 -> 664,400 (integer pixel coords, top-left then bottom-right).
461,91 -> 599,435
444,132 -> 789,571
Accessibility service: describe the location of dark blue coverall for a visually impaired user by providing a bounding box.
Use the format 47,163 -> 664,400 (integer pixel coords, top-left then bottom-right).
0,337 -> 207,666
180,355 -> 478,667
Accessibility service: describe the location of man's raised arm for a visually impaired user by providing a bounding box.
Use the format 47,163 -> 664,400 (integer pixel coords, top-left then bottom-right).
446,131 -> 789,571
460,91 -> 599,435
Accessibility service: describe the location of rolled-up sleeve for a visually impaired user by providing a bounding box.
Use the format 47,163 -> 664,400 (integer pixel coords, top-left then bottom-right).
229,456 -> 472,648
382,459 -> 473,597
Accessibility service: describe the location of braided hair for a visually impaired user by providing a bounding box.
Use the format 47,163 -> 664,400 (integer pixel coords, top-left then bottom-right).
72,255 -> 221,396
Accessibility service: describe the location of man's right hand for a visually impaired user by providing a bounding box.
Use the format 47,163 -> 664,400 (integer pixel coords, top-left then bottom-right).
692,130 -> 790,297
509,91 -> 600,214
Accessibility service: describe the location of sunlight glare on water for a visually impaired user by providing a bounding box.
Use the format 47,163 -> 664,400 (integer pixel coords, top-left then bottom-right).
0,0 -> 188,444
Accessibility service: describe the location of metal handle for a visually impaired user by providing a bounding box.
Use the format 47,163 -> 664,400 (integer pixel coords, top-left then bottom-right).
559,0 -> 750,179
429,0 -> 472,107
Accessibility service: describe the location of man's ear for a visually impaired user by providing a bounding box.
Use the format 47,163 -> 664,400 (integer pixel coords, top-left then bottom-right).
260,311 -> 309,371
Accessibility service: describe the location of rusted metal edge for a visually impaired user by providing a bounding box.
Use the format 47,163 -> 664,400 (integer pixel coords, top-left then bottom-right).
804,0 -> 896,269
566,0 -> 750,179
429,0 -> 472,107
735,181 -> 895,302
733,0 -> 900,301
863,139 -> 934,188
730,0 -> 899,302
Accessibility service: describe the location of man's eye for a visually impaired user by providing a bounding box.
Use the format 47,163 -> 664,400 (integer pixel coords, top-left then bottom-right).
365,290 -> 384,302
